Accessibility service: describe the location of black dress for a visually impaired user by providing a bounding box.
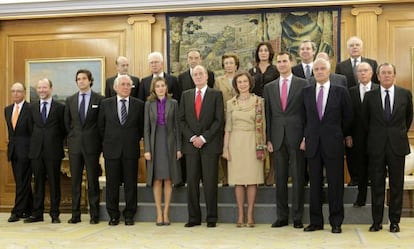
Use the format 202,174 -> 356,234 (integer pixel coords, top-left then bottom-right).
249,64 -> 279,97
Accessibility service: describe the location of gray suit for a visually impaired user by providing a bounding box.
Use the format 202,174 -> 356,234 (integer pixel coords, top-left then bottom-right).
263,75 -> 307,223
144,99 -> 182,186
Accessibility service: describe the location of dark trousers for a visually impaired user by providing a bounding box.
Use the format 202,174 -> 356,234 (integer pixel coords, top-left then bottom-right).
31,156 -> 62,218
185,152 -> 219,223
11,155 -> 33,216
349,145 -> 370,205
345,147 -> 359,183
370,144 -> 405,225
105,158 -> 138,220
69,152 -> 101,219
308,150 -> 344,227
273,140 -> 305,222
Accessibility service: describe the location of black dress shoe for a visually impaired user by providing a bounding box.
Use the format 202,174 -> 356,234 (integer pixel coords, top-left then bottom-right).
108,218 -> 119,226
389,223 -> 400,233
304,224 -> 323,232
8,214 -> 19,222
20,213 -> 30,219
24,216 -> 44,223
293,221 -> 304,229
207,222 -> 216,228
125,218 -> 135,226
353,202 -> 366,208
331,226 -> 342,233
184,222 -> 201,227
271,220 -> 288,228
51,217 -> 61,224
90,218 -> 99,224
67,217 -> 81,224
369,224 -> 382,232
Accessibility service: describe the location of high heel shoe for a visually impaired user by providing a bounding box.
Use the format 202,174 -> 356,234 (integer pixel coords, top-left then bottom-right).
236,223 -> 246,228
247,222 -> 255,228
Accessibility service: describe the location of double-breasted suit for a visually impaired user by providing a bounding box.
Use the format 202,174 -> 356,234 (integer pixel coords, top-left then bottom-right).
179,87 -> 224,224
105,75 -> 140,98
98,96 -> 144,221
4,101 -> 33,218
29,99 -> 66,219
264,75 -> 308,223
303,83 -> 353,228
64,91 -> 104,220
139,73 -> 179,101
335,57 -> 379,88
362,86 -> 413,225
144,99 -> 182,186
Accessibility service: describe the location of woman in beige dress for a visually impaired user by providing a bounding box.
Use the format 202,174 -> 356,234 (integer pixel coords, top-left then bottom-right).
222,72 -> 265,227
214,52 -> 239,186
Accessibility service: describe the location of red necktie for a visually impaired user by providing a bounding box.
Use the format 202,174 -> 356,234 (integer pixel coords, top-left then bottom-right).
280,79 -> 288,111
195,89 -> 202,120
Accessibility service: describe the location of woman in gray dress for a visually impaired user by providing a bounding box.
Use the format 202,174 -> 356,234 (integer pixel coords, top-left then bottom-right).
144,77 -> 182,226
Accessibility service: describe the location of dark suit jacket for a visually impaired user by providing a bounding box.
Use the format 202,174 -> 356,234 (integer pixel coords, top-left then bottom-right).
349,83 -> 379,149
335,57 -> 379,88
98,96 -> 144,160
264,75 -> 307,150
29,100 -> 66,160
144,99 -> 182,186
64,91 -> 104,155
179,87 -> 224,154
105,75 -> 140,98
177,69 -> 215,101
138,73 -> 179,101
292,64 -> 314,79
309,73 -> 348,89
362,86 -> 413,157
4,101 -> 33,161
303,84 -> 353,159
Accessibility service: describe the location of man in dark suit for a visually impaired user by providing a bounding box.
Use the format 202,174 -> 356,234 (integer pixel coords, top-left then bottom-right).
25,78 -> 66,224
349,62 -> 379,207
105,56 -> 140,98
309,52 -> 348,89
4,82 -> 33,222
301,58 -> 353,234
363,63 -> 413,233
65,69 -> 104,224
292,40 -> 315,80
177,48 -> 215,100
335,36 -> 379,88
98,75 -> 144,226
180,65 -> 224,228
138,52 -> 179,101
264,52 -> 307,229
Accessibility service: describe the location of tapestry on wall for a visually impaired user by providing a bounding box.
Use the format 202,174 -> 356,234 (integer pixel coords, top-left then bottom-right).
167,7 -> 340,75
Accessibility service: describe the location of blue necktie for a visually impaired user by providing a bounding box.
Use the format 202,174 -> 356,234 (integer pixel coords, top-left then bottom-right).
79,93 -> 86,124
41,102 -> 48,123
120,99 -> 127,125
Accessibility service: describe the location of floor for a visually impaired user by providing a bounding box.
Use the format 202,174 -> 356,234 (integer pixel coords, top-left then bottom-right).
1,213 -> 413,249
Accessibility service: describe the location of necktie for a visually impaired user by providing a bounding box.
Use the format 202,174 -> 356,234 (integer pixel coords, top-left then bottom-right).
41,102 -> 48,124
353,58 -> 358,82
120,99 -> 127,125
317,86 -> 324,120
384,89 -> 391,121
280,79 -> 288,111
305,65 -> 311,79
79,93 -> 86,124
12,104 -> 19,129
195,90 -> 202,120
361,86 -> 367,101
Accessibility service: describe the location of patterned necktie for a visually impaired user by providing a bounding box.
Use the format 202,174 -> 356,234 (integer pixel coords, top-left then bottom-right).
305,65 -> 311,79
195,89 -> 202,120
12,104 -> 19,129
317,86 -> 324,120
120,99 -> 127,125
384,89 -> 391,121
79,93 -> 86,124
280,79 -> 288,111
41,102 -> 48,124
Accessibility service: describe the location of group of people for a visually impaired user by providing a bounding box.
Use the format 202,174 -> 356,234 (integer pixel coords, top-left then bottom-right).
4,36 -> 412,234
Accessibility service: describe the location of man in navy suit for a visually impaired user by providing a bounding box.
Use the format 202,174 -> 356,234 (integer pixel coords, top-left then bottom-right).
335,36 -> 379,88
138,52 -> 179,101
180,65 -> 224,228
105,56 -> 140,98
4,82 -> 33,222
98,75 -> 144,226
301,58 -> 353,234
363,63 -> 413,233
292,40 -> 315,80
65,69 -> 104,224
25,78 -> 66,224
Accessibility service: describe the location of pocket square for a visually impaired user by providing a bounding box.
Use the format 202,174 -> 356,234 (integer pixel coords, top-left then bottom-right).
92,105 -> 99,108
